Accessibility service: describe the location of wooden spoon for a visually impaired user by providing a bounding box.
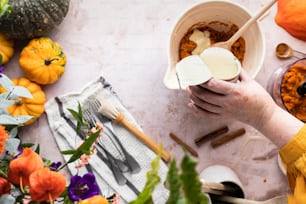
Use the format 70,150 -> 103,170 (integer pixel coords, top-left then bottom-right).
213,0 -> 277,50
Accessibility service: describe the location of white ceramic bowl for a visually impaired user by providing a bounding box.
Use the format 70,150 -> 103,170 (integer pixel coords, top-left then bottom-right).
200,164 -> 246,198
164,0 -> 266,89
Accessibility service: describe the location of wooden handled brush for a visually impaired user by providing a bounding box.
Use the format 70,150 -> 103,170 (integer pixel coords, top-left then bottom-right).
97,100 -> 171,162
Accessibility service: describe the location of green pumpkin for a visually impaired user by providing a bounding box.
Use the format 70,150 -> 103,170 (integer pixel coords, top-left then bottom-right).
0,0 -> 70,39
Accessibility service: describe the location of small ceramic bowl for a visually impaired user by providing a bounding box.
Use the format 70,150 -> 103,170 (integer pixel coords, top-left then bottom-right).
164,0 -> 265,89
200,164 -> 246,199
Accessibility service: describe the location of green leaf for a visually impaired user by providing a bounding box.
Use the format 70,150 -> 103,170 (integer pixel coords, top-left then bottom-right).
166,159 -> 183,204
67,102 -> 83,134
0,194 -> 15,204
8,126 -> 18,138
14,115 -> 34,124
61,150 -> 77,155
35,144 -> 40,154
67,108 -> 81,123
0,74 -> 14,92
129,151 -> 161,204
5,138 -> 20,154
21,143 -> 35,148
59,130 -> 101,170
180,154 -> 208,204
11,86 -> 33,98
0,99 -> 13,109
0,0 -> 12,17
0,114 -> 20,125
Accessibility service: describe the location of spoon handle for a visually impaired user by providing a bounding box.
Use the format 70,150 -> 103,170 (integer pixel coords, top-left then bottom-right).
292,49 -> 306,59
227,0 -> 277,45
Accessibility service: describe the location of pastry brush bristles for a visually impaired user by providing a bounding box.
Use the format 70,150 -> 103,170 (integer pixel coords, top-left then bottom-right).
98,100 -> 119,120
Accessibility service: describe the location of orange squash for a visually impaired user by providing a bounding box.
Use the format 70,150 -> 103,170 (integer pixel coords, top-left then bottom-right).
19,37 -> 66,85
0,32 -> 14,64
78,195 -> 109,204
3,78 -> 46,124
275,0 -> 306,41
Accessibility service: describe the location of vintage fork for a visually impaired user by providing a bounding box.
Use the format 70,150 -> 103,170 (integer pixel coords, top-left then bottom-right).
83,109 -> 128,185
88,99 -> 141,173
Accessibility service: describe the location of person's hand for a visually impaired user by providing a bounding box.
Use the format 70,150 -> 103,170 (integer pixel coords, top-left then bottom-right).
186,70 -> 277,128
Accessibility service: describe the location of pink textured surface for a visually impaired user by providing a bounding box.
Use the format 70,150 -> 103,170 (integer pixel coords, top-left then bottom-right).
4,0 -> 304,200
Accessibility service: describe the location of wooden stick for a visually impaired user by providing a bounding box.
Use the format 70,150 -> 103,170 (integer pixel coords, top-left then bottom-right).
211,128 -> 246,148
114,113 -> 171,162
194,126 -> 229,146
169,132 -> 198,157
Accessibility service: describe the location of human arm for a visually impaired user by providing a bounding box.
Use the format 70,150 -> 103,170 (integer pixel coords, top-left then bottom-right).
186,69 -> 304,147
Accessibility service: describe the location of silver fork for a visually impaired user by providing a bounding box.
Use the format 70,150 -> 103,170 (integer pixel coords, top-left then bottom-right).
83,109 -> 128,185
88,98 -> 141,174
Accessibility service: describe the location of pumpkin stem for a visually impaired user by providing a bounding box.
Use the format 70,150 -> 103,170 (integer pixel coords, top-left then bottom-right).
45,58 -> 58,66
14,98 -> 23,106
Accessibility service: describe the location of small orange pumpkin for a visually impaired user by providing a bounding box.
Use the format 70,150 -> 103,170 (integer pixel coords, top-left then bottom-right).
3,78 -> 46,124
19,37 -> 66,85
78,195 -> 109,204
275,0 -> 306,41
0,32 -> 14,64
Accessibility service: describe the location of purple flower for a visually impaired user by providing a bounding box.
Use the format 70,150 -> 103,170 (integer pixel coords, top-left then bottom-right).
50,161 -> 62,171
0,66 -> 4,78
68,173 -> 100,201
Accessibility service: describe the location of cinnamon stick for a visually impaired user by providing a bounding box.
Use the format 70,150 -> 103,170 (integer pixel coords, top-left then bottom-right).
194,126 -> 229,146
211,128 -> 246,148
170,132 -> 198,157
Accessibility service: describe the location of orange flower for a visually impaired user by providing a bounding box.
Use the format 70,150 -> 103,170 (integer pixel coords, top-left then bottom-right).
0,177 -> 11,196
0,125 -> 9,155
29,167 -> 66,202
8,148 -> 44,188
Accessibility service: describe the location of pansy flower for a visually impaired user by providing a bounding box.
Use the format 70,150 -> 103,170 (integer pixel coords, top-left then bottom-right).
0,66 -> 4,77
29,167 -> 66,203
8,148 -> 44,190
49,161 -> 62,171
68,173 -> 100,201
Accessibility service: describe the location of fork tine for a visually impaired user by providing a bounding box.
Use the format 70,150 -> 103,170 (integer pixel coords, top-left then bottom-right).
88,97 -> 101,111
83,109 -> 95,127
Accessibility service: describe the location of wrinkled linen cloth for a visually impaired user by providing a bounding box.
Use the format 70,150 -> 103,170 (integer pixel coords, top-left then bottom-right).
45,76 -> 169,203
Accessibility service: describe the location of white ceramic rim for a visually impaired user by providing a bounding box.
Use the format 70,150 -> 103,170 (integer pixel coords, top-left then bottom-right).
164,0 -> 266,89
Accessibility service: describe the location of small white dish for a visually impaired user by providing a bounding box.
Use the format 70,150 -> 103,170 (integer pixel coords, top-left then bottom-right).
176,47 -> 241,89
200,164 -> 246,198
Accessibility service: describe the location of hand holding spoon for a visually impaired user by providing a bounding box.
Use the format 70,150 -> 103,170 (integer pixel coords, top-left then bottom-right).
214,0 -> 277,50
275,43 -> 306,59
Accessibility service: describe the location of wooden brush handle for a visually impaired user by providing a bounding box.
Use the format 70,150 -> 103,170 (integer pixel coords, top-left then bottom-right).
114,113 -> 171,162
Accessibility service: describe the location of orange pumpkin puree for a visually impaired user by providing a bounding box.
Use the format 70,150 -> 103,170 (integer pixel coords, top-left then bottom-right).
179,22 -> 246,63
281,61 -> 306,122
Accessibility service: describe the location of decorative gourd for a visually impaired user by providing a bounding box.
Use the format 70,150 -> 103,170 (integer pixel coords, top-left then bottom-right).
275,0 -> 306,41
19,37 -> 66,85
0,32 -> 14,64
5,78 -> 46,125
0,0 -> 70,39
